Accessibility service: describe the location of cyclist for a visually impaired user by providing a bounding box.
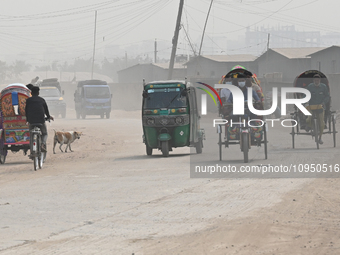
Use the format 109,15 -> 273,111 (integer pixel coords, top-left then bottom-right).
305,74 -> 330,144
25,86 -> 54,154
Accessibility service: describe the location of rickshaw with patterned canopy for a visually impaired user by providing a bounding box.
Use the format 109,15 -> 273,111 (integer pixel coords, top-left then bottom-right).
0,83 -> 31,163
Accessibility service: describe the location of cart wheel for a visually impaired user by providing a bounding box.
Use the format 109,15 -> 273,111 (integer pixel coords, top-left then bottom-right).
313,117 -> 319,149
291,125 -> 295,149
332,114 -> 336,147
218,127 -> 222,161
195,139 -> 203,154
146,144 -> 152,156
0,149 -> 7,164
81,111 -> 86,119
161,141 -> 169,157
242,132 -> 249,163
264,123 -> 268,159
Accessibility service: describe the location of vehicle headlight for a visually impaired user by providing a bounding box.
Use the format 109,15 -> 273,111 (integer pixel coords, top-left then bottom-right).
175,117 -> 184,124
147,118 -> 155,125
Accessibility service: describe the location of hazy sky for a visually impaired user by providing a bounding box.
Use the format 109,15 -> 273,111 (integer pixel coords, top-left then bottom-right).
1,0 -> 339,65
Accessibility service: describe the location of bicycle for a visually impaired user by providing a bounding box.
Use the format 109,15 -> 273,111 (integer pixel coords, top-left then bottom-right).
29,123 -> 46,170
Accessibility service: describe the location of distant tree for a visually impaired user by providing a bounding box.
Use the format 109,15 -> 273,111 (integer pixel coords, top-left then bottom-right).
0,61 -> 7,82
11,60 -> 31,77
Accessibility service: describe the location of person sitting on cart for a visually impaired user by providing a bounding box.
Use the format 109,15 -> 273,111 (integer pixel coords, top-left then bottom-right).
228,73 -> 261,121
305,74 -> 330,145
220,77 -> 234,118
25,86 -> 54,154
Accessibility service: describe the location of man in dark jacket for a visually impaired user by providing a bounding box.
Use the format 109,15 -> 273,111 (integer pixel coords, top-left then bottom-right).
25,86 -> 54,152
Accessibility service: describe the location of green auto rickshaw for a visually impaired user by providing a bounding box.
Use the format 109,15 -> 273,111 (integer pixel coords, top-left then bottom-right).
142,80 -> 205,157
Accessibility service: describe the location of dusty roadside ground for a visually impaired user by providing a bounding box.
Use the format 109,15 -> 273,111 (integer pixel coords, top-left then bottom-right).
0,110 -> 339,254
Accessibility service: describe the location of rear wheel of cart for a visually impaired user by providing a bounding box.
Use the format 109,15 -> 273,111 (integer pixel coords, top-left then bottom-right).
218,125 -> 222,161
242,132 -> 249,163
0,149 -> 6,164
195,139 -> 203,154
332,114 -> 336,147
264,123 -> 268,159
313,117 -> 319,149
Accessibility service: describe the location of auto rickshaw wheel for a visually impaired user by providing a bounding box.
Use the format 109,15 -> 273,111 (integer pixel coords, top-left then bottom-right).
161,141 -> 169,157
146,145 -> 152,156
195,139 -> 203,154
106,112 -> 110,119
100,112 -> 104,119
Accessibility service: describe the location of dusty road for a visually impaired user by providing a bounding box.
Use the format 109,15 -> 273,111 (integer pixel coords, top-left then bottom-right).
0,109 -> 340,254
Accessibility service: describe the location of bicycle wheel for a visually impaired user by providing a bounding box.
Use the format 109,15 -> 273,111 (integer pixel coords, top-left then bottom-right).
39,152 -> 46,169
32,133 -> 39,170
313,117 -> 319,149
242,132 -> 249,163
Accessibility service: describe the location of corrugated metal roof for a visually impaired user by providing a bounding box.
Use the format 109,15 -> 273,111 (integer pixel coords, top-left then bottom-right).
201,54 -> 257,62
152,63 -> 185,69
270,47 -> 326,59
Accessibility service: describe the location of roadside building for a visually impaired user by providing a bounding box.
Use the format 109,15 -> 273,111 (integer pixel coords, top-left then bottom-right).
117,63 -> 186,83
256,47 -> 325,82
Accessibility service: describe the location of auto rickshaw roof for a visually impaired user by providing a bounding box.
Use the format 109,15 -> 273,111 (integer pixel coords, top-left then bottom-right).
145,80 -> 186,85
144,80 -> 188,89
293,70 -> 329,91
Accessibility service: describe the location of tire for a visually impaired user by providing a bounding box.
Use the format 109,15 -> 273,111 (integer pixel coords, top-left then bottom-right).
146,145 -> 152,156
81,111 -> 86,119
218,130 -> 222,161
264,123 -> 268,159
0,149 -> 6,164
161,141 -> 169,157
195,139 -> 203,154
313,117 -> 319,149
61,111 -> 66,118
34,156 -> 39,171
291,126 -> 295,149
332,115 -> 336,147
106,112 -> 110,119
76,111 -> 80,119
100,112 -> 104,119
242,132 -> 249,163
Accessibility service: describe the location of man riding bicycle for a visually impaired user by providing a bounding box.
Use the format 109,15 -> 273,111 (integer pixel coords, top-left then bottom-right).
305,74 -> 330,144
25,86 -> 54,154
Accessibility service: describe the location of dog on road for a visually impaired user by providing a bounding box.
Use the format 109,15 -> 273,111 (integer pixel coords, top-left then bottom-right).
53,130 -> 82,154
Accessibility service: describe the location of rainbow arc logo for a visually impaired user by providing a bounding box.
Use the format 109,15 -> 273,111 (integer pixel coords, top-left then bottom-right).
196,82 -> 222,106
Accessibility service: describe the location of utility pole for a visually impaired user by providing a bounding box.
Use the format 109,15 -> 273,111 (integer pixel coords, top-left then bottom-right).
154,39 -> 157,63
168,0 -> 184,80
198,0 -> 213,56
91,10 -> 97,79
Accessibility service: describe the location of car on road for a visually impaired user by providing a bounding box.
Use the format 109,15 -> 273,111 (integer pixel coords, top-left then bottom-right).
39,86 -> 66,118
